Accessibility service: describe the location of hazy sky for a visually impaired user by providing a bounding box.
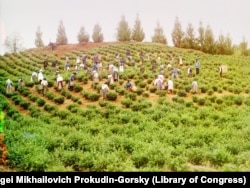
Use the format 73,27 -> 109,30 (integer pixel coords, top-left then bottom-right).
0,0 -> 249,55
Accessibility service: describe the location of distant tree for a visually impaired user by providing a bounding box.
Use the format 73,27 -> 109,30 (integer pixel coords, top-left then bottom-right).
92,23 -> 104,43
34,26 -> 44,47
197,21 -> 205,50
131,14 -> 145,42
171,17 -> 184,47
5,32 -> 24,53
239,37 -> 249,56
77,26 -> 89,44
182,23 -> 197,49
216,33 -> 226,54
56,20 -> 68,45
216,33 -> 233,55
116,15 -> 131,41
151,22 -> 167,44
203,25 -> 216,54
224,34 -> 234,55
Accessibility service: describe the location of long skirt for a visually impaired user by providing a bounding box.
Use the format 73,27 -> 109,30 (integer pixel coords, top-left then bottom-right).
113,72 -> 118,81
6,85 -> 13,94
57,81 -> 63,90
192,85 -> 198,93
102,88 -> 108,99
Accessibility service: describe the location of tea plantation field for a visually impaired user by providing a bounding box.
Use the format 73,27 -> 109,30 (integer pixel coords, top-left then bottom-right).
0,42 -> 250,171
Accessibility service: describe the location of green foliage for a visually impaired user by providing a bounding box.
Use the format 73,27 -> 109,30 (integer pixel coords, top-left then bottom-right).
92,24 -> 104,43
34,26 -> 44,47
2,42 -> 250,172
53,96 -> 65,104
121,98 -> 133,108
36,98 -> 46,106
77,26 -> 89,43
106,91 -> 118,101
131,14 -> 145,42
82,91 -> 100,101
116,16 -> 131,41
171,17 -> 184,47
152,22 -> 167,44
56,20 -> 68,45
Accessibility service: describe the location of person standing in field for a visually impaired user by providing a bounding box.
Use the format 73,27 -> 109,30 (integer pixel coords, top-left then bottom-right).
41,78 -> 48,96
218,64 -> 223,77
167,78 -> 174,94
154,76 -> 163,91
56,74 -> 64,91
101,81 -> 109,100
187,66 -> 193,77
125,80 -> 133,91
38,70 -> 44,83
65,60 -> 70,71
31,71 -> 38,82
112,66 -> 119,82
5,79 -> 13,94
178,56 -> 183,67
68,72 -> 76,90
126,49 -> 131,61
191,80 -> 199,94
17,78 -> 25,90
107,73 -> 114,86
195,59 -> 200,75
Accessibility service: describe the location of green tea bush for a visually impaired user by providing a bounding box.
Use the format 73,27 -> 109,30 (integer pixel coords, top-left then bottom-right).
187,148 -> 205,165
36,98 -> 46,106
138,82 -> 147,88
200,85 -> 208,93
135,87 -> 144,96
53,96 -> 65,104
121,98 -> 133,108
44,104 -> 57,112
106,91 -> 118,101
29,106 -> 42,118
73,84 -> 83,92
142,92 -> 149,98
115,87 -> 125,95
149,87 -> 157,93
19,101 -> 31,110
234,96 -> 243,105
192,95 -> 198,103
215,98 -> 223,105
98,100 -> 108,107
156,90 -> 166,97
207,148 -> 232,167
198,98 -> 206,106
177,90 -> 187,97
125,92 -> 137,101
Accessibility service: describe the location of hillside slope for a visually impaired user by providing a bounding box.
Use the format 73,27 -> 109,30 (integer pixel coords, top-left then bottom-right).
1,42 -> 250,172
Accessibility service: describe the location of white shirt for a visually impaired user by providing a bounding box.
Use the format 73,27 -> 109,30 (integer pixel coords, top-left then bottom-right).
93,72 -> 99,80
192,81 -> 198,87
32,72 -> 38,77
38,72 -> 44,81
167,80 -> 173,90
57,75 -> 63,82
154,78 -> 163,86
102,83 -> 109,90
6,79 -> 12,85
158,75 -> 164,81
41,79 -> 48,86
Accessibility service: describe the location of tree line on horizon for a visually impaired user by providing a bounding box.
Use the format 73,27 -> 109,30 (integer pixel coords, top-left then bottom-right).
4,15 -> 250,56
